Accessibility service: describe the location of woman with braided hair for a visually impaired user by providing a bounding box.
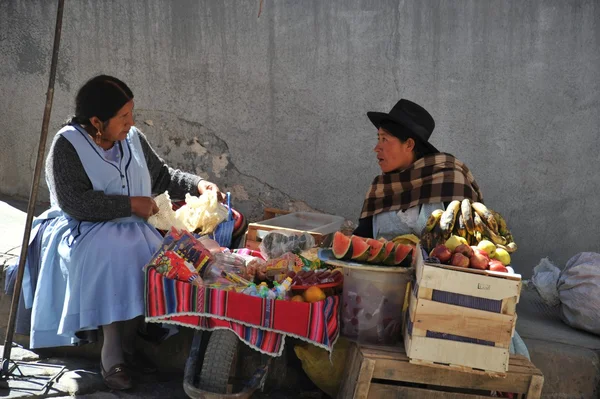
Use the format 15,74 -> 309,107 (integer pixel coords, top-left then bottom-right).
22,75 -> 224,390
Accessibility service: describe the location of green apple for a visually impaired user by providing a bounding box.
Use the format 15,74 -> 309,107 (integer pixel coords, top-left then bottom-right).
445,235 -> 468,252
477,240 -> 496,258
493,248 -> 511,266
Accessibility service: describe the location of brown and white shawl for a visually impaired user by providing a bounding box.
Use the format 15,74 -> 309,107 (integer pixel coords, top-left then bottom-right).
360,153 -> 484,219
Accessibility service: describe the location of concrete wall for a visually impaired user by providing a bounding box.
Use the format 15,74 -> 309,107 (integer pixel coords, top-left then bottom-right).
1,0 -> 599,277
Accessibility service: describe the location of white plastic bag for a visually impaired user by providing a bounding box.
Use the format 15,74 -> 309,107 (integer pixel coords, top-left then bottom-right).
531,258 -> 561,307
557,252 -> 600,335
147,191 -> 187,231
175,192 -> 228,234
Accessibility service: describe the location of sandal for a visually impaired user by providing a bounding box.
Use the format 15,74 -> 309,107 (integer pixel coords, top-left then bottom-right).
100,362 -> 133,390
123,350 -> 158,374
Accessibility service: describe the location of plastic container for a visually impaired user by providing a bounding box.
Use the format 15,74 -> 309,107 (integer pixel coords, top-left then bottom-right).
340,264 -> 413,346
255,212 -> 344,237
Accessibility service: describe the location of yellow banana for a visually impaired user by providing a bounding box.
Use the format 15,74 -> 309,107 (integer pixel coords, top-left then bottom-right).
439,200 -> 461,236
473,212 -> 485,234
461,199 -> 475,235
423,209 -> 444,233
392,234 -> 420,245
492,211 -> 510,236
420,231 -> 434,253
456,214 -> 467,238
431,224 -> 444,249
496,243 -> 517,254
481,223 -> 507,246
471,202 -> 499,234
474,231 -> 482,242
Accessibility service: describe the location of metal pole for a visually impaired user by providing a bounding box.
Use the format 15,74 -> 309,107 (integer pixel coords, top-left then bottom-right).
1,0 -> 65,374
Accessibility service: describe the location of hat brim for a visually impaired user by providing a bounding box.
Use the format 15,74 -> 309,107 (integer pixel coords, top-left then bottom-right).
367,111 -> 439,154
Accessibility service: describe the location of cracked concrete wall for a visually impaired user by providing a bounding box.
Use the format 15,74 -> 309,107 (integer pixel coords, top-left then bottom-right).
1,0 -> 599,277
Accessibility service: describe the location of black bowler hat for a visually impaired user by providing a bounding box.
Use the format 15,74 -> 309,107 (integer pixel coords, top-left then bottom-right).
367,99 -> 439,154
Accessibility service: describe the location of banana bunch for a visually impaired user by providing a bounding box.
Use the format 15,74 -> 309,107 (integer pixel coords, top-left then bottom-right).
420,199 -> 517,253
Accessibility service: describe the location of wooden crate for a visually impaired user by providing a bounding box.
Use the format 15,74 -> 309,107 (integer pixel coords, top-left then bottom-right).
337,343 -> 544,399
403,261 -> 522,375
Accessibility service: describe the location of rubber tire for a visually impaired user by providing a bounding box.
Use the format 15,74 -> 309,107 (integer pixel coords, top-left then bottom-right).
198,330 -> 239,394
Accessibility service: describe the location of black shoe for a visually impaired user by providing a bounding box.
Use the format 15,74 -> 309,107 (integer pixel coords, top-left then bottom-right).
101,362 -> 133,390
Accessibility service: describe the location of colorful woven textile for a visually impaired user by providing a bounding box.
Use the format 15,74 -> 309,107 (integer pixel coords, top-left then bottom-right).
145,267 -> 340,356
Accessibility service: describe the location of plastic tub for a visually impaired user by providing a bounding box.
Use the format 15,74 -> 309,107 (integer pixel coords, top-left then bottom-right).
340,264 -> 414,346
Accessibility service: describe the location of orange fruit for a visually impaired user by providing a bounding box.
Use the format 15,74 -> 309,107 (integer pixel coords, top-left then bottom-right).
303,286 -> 326,303
291,295 -> 304,302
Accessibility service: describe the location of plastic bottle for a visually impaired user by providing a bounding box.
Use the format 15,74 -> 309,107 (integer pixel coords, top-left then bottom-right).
273,277 -> 293,300
242,283 -> 258,297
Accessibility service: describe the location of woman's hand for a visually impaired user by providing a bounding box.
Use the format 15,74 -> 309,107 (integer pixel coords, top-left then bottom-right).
198,179 -> 226,202
131,196 -> 159,219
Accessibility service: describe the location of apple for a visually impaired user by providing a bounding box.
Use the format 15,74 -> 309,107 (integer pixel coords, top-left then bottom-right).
454,244 -> 474,258
493,248 -> 511,266
430,244 -> 452,263
445,235 -> 468,252
489,260 -> 508,273
477,240 -> 496,258
450,253 -> 470,268
470,248 -> 490,270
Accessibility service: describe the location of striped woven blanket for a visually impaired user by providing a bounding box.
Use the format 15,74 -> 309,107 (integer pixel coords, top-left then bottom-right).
145,267 -> 340,356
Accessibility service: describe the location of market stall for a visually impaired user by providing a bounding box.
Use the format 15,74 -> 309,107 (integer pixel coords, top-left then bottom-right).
142,195 -> 346,397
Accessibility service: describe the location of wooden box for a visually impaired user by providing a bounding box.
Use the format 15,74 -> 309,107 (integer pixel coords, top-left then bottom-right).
244,222 -> 331,251
243,211 -> 344,251
337,343 -> 544,399
403,259 -> 522,375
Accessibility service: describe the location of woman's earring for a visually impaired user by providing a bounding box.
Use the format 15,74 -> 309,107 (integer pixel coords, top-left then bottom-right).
95,131 -> 102,145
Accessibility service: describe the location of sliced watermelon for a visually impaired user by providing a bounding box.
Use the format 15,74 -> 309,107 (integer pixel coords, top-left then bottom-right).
366,239 -> 386,263
393,244 -> 415,267
332,231 -> 352,260
350,235 -> 371,262
382,241 -> 397,265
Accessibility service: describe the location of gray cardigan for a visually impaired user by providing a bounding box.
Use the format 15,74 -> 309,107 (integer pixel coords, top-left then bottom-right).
46,128 -> 202,222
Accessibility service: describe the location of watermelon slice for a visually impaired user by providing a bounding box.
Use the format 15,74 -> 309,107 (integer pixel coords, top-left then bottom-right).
382,241 -> 397,265
350,235 -> 371,262
393,243 -> 415,267
366,239 -> 386,263
332,231 -> 352,260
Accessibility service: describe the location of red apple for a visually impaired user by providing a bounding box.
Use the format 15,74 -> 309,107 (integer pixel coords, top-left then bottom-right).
489,260 -> 508,273
450,253 -> 470,268
454,243 -> 474,258
430,244 -> 452,263
470,248 -> 489,270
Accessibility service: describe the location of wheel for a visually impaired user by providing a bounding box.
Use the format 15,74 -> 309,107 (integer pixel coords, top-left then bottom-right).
198,329 -> 239,393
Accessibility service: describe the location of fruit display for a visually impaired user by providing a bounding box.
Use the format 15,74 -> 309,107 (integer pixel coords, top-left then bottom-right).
331,231 -> 415,267
428,235 -> 512,272
421,199 -> 518,259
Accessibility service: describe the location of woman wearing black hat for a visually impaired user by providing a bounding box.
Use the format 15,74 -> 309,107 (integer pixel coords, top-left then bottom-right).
353,99 -> 531,367
21,75 -> 225,390
354,99 -> 483,240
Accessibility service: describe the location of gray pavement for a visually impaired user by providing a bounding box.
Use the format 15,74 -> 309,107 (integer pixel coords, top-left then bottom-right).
1,197 -> 599,398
